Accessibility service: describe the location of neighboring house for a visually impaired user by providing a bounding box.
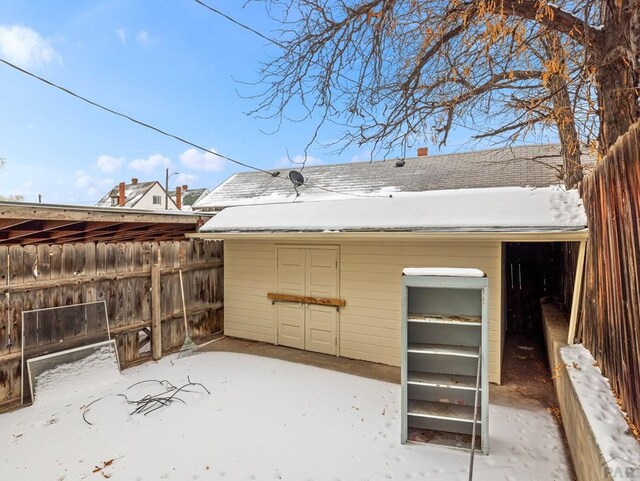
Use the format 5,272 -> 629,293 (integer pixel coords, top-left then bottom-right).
191,144 -> 590,385
96,178 -> 179,211
193,144 -> 579,211
170,186 -> 210,211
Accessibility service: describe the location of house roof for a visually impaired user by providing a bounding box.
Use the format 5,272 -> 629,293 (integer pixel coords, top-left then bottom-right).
198,186 -> 587,236
171,188 -> 209,208
195,144 -> 582,210
96,181 -> 176,208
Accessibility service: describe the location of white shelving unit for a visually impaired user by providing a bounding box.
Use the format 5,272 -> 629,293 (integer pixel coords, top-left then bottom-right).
401,268 -> 489,454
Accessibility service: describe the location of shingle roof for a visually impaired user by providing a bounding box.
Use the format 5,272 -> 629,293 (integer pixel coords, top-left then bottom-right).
178,188 -> 209,207
195,144 -> 583,210
96,181 -> 158,208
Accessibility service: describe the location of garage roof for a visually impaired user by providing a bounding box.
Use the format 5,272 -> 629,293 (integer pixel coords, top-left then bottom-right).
197,186 -> 587,235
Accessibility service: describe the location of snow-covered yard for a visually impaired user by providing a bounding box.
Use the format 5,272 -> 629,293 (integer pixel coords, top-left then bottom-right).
0,350 -> 570,481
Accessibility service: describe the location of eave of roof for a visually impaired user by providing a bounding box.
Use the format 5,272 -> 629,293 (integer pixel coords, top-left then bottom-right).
189,229 -> 589,242
197,186 -> 587,237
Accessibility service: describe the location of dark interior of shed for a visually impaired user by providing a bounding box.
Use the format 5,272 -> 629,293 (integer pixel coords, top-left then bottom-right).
501,241 -> 568,400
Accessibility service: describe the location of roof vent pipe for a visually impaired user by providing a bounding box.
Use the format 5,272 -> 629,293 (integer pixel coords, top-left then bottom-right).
131,178 -> 138,185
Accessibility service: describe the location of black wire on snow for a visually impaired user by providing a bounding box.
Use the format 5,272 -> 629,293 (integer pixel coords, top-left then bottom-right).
81,377 -> 210,425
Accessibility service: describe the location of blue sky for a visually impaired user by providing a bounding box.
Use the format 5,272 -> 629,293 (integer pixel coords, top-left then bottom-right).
0,0 -> 549,206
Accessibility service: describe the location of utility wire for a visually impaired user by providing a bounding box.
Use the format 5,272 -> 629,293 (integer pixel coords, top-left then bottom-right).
0,57 -> 277,177
0,57 -> 391,202
192,0 -> 284,48
304,180 -> 393,199
192,0 -> 362,174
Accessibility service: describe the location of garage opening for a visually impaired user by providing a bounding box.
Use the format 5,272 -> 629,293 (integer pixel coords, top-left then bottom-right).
501,242 -> 572,400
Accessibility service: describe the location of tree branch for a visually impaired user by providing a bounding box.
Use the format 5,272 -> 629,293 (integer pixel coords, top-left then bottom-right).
498,0 -> 604,49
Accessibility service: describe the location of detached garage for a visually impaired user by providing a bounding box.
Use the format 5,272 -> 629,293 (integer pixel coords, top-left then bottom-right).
192,186 -> 587,384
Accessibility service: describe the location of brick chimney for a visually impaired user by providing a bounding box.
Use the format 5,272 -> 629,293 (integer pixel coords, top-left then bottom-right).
176,186 -> 182,210
182,184 -> 188,192
417,147 -> 429,157
131,178 -> 138,185
118,182 -> 125,207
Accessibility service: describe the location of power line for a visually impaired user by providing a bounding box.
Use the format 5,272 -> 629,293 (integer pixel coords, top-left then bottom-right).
303,179 -> 392,199
0,57 -> 383,202
0,57 -> 277,177
192,0 -> 284,48
192,0 -> 362,174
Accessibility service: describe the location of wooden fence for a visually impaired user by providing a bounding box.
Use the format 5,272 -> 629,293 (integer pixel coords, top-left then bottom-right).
0,239 -> 223,410
579,121 -> 640,429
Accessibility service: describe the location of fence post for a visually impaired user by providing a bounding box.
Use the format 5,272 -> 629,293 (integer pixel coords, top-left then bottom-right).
567,239 -> 587,344
151,263 -> 162,360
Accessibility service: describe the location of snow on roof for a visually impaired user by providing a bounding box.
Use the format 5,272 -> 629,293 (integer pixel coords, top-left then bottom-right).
195,144 -> 592,210
199,186 -> 587,233
402,268 -> 486,277
96,181 -> 158,208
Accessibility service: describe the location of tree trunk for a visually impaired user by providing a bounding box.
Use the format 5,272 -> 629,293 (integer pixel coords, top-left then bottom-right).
544,33 -> 583,189
595,0 -> 640,153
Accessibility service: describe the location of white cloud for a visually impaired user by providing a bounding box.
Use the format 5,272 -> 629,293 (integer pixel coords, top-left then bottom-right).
129,154 -> 170,174
96,154 -> 124,173
175,173 -> 198,186
136,30 -> 149,47
75,170 -> 113,197
275,154 -> 323,168
179,148 -> 224,172
0,24 -> 61,69
115,28 -> 126,45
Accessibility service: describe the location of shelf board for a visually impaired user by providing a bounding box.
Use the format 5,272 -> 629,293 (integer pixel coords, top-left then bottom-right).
407,371 -> 479,390
408,399 -> 479,423
408,313 -> 481,325
407,342 -> 480,358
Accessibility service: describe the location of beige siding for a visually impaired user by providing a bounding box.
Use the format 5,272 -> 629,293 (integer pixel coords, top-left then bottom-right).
224,241 -> 276,343
224,239 -> 503,383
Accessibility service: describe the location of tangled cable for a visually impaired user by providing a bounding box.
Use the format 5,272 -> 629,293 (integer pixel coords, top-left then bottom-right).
82,377 -> 210,425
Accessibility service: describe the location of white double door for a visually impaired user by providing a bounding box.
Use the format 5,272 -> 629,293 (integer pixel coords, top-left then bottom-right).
276,246 -> 339,355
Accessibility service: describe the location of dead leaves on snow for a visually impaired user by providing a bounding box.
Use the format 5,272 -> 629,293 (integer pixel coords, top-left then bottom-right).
92,457 -> 120,478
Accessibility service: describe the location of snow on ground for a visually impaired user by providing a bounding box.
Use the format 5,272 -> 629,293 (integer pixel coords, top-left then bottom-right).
1,351 -> 570,481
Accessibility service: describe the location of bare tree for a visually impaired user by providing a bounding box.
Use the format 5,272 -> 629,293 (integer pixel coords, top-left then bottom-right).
252,0 -> 639,187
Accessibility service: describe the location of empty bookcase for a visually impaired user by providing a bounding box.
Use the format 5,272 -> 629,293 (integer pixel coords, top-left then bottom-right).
401,268 -> 489,454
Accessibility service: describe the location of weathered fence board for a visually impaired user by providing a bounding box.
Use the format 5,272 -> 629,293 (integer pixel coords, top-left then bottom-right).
0,239 -> 223,410
579,121 -> 640,430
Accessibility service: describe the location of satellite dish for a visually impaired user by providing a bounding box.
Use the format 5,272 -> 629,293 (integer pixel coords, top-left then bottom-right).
289,170 -> 305,187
